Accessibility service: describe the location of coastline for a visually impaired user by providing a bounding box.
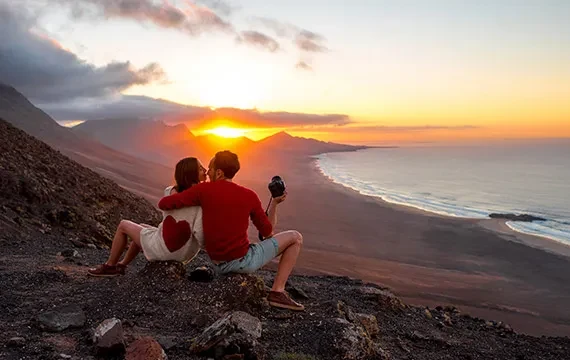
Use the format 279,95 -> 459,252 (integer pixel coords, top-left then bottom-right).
314,152 -> 570,251
244,154 -> 570,337
314,157 -> 570,259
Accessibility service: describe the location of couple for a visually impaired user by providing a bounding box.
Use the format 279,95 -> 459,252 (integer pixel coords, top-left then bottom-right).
88,150 -> 305,311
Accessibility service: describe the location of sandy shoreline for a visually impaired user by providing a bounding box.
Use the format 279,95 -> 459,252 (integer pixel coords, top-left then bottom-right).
240,155 -> 570,336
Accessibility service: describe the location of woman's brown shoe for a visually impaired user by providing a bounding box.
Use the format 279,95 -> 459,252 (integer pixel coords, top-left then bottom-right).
87,264 -> 125,277
267,291 -> 305,311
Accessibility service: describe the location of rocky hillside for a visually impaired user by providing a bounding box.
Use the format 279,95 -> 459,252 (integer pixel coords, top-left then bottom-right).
1,118 -> 570,360
0,83 -> 172,201
0,118 -> 161,248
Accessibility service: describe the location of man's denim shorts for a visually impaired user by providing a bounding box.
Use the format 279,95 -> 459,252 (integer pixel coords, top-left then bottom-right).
215,238 -> 279,274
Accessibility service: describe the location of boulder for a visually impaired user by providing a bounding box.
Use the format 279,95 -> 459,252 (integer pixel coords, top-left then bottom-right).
335,302 -> 387,359
126,337 -> 167,360
359,287 -> 406,311
191,311 -> 263,360
334,318 -> 388,360
489,213 -> 546,222
37,304 -> 86,332
93,318 -> 125,356
356,313 -> 379,337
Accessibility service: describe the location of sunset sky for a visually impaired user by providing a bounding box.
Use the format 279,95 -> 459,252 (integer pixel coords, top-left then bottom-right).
1,0 -> 569,144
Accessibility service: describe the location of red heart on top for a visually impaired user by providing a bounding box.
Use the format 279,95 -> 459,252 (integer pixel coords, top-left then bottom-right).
162,215 -> 192,253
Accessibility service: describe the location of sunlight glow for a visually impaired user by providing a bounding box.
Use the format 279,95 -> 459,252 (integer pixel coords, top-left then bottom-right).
203,126 -> 248,138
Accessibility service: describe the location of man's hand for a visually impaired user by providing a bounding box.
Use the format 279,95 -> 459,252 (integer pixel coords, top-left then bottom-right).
273,191 -> 287,205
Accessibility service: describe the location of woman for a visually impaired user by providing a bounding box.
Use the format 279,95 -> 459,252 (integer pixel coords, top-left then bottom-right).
88,157 -> 207,277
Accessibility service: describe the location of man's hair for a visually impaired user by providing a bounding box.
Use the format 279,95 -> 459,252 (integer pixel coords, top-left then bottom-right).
213,150 -> 240,179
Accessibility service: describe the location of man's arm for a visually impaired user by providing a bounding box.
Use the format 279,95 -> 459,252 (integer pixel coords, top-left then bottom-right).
250,193 -> 273,239
158,183 -> 204,210
266,201 -> 277,229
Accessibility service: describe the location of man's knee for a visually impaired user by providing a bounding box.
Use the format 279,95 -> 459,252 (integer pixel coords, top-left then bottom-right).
290,230 -> 303,246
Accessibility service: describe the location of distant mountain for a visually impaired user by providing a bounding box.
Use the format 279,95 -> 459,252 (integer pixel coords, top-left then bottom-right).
258,131 -> 368,155
71,119 -> 368,168
74,118 -> 198,165
0,83 -> 171,201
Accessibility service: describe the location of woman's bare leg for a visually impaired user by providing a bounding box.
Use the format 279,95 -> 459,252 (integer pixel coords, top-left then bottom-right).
118,223 -> 153,265
106,220 -> 144,265
118,242 -> 141,266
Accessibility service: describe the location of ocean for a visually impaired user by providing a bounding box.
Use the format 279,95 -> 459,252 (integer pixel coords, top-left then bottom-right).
316,140 -> 570,246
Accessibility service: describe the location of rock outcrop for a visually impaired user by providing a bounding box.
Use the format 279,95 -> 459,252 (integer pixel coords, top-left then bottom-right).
489,213 -> 546,222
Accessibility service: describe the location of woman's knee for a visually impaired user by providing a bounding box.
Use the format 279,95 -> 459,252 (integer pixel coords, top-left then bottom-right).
117,220 -> 128,231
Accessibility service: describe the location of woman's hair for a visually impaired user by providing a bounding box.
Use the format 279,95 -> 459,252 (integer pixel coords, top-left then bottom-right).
174,157 -> 200,193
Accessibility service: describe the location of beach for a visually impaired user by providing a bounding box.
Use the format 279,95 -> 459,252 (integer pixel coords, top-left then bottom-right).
239,155 -> 570,336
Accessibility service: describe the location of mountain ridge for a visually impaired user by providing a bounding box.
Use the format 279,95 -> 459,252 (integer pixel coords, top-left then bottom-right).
0,84 -> 172,201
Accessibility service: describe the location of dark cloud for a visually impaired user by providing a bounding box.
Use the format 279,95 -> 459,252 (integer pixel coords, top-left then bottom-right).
41,95 -> 352,129
238,31 -> 280,52
295,61 -> 313,71
41,95 -> 211,122
295,30 -> 328,53
211,108 -> 351,128
253,17 -> 329,53
0,3 -> 166,102
251,16 -> 298,38
59,0 -> 233,35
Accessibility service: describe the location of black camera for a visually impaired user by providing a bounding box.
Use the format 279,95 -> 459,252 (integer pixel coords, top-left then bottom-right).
268,175 -> 286,198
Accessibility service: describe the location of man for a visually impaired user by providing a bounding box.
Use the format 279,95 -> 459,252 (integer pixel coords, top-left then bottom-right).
158,150 -> 305,311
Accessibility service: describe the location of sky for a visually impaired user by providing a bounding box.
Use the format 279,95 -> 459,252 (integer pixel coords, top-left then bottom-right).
0,0 -> 569,144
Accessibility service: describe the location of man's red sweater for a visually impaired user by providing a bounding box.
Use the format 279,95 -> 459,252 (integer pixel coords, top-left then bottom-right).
157,180 -> 273,262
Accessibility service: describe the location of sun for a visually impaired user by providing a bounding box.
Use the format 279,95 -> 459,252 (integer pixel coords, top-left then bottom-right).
203,126 -> 247,138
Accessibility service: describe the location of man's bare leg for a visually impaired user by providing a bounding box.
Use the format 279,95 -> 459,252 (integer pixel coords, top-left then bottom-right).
271,230 -> 303,292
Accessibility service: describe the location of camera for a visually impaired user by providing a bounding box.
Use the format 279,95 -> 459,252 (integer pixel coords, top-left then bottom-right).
268,175 -> 286,198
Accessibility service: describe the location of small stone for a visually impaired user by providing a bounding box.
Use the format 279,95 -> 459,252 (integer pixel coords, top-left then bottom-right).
443,313 -> 453,326
93,318 -> 125,356
37,304 -> 86,332
7,337 -> 26,347
59,249 -> 81,258
424,308 -> 433,319
59,354 -> 72,359
70,239 -> 87,248
87,244 -> 97,249
126,337 -> 167,360
409,331 -> 428,341
189,266 -> 215,282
